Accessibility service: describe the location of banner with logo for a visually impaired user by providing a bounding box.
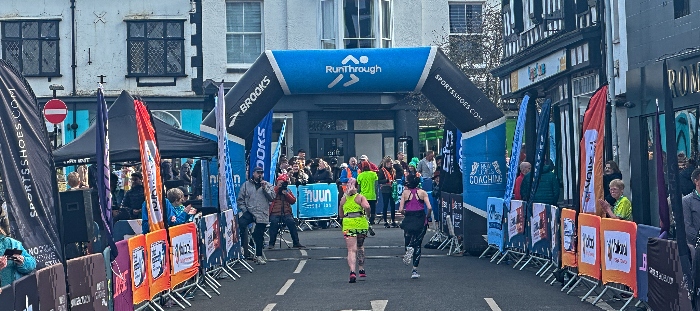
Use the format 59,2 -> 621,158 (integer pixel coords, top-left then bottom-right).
0,60 -> 62,268
216,84 -> 239,212
128,234 -> 149,305
112,240 -> 133,311
135,99 -> 165,231
66,254 -> 108,311
636,225 -> 660,302
561,208 -> 577,268
13,274 -> 38,311
220,209 -> 240,262
550,205 -> 561,265
0,285 -> 12,309
507,200 -> 527,250
146,229 -> 170,299
504,95 -> 529,208
486,197 -> 506,251
529,203 -> 550,257
600,218 -> 637,295
452,194 -> 464,238
647,238 -> 692,310
525,99 -> 551,208
96,84 -> 117,258
577,213 -> 601,280
169,223 -> 199,287
269,117 -> 287,183
200,214 -> 223,268
441,193 -> 452,235
36,263 -> 67,311
295,184 -> 339,218
441,120 -> 463,194
249,110 -> 273,180
114,219 -> 143,242
579,85 -> 607,215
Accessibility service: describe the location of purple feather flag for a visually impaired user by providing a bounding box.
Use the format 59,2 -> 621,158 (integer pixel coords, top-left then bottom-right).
654,99 -> 670,236
96,85 -> 118,258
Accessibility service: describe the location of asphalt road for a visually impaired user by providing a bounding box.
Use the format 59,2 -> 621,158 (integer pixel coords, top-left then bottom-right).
184,225 -> 618,311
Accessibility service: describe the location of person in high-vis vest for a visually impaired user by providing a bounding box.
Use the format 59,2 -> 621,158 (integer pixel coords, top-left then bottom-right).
339,157 -> 361,192
339,178 -> 370,283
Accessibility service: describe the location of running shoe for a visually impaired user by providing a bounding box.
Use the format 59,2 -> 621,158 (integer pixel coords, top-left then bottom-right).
391,222 -> 399,228
359,269 -> 366,278
403,247 -> 413,265
349,272 -> 357,283
384,222 -> 390,228
411,270 -> 420,279
255,256 -> 266,265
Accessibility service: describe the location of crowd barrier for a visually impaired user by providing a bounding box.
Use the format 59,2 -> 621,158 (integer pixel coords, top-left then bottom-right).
479,198 -> 694,310
425,192 -> 464,255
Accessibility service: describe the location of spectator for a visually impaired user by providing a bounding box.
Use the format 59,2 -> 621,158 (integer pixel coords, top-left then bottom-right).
236,166 -> 275,264
359,155 -> 379,172
117,172 -> 145,221
520,159 -> 559,206
0,226 -> 36,286
680,158 -> 696,196
161,159 -> 173,181
76,165 -> 89,189
329,157 -> 341,182
304,159 -> 314,177
192,160 -> 202,198
514,162 -> 531,200
406,159 -> 421,179
416,151 -> 436,178
141,187 -> 197,234
340,157 -> 361,191
297,149 -> 307,163
377,157 -> 397,227
683,168 -> 700,257
66,172 -> 86,190
180,158 -> 194,190
289,162 -> 309,186
598,179 -> 632,221
357,161 -> 378,226
603,160 -> 623,205
396,152 -> 408,172
312,159 -> 334,184
0,200 -> 10,238
268,174 -> 305,249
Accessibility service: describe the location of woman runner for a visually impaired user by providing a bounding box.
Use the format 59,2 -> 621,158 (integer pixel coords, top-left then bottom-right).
339,178 -> 371,283
398,175 -> 432,279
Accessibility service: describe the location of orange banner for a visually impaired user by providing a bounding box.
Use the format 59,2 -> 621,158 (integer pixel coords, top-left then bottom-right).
135,99 -> 165,232
601,218 -> 637,297
146,229 -> 170,299
579,85 -> 607,216
577,213 -> 601,280
561,208 -> 577,268
128,234 -> 149,305
169,223 -> 199,287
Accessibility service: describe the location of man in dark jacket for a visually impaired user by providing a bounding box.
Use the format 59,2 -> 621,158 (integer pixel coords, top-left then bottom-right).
679,158 -> 696,196
180,158 -> 193,189
268,174 -> 304,249
117,172 -> 145,220
520,160 -> 560,206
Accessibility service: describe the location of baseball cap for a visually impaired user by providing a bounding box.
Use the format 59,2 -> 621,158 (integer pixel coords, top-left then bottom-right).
277,174 -> 289,182
253,166 -> 264,173
359,155 -> 368,161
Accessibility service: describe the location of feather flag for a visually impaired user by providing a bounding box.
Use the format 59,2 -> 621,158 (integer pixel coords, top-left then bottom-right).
96,84 -> 117,257
217,84 -> 238,212
135,99 -> 165,231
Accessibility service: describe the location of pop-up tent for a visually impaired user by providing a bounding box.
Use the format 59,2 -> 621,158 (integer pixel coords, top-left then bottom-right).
53,90 -> 217,166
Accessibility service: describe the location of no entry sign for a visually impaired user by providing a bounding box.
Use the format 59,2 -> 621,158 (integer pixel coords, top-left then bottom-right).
43,99 -> 67,124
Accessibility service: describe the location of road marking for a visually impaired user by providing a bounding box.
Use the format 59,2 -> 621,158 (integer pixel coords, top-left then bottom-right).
276,279 -> 295,296
300,249 -> 308,256
484,298 -> 502,311
265,254 -> 448,262
370,300 -> 388,311
263,303 -> 276,311
294,260 -> 307,273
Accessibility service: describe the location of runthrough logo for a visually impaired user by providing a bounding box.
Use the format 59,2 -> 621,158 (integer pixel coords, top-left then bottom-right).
326,55 -> 382,88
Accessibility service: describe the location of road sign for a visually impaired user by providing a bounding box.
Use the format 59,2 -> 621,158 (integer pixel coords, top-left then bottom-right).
43,99 -> 67,124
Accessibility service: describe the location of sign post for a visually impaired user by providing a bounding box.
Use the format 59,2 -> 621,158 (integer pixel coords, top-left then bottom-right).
43,98 -> 67,149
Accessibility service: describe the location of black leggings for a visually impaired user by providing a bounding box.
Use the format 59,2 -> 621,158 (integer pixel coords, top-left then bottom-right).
404,225 -> 427,267
368,200 -> 377,224
381,192 -> 395,222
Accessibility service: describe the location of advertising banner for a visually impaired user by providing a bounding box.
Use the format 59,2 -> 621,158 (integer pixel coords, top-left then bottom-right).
249,110 -> 273,181
525,100 -> 551,207
550,205 -> 561,265
561,208 -> 577,268
13,274 -> 38,311
0,285 -> 12,308
220,209 -> 240,262
36,263 -> 67,311
441,193 -> 452,235
112,240 -> 133,311
503,96 -> 529,207
507,200 -> 526,250
441,120 -> 463,194
128,235 -> 149,305
95,85 -> 116,256
135,99 -> 165,231
297,184 -> 339,218
647,238 -> 692,311
146,229 -> 170,299
66,254 -> 108,311
0,60 -> 62,268
600,218 -> 637,296
269,118 -> 287,183
579,85 -> 607,215
114,219 -> 143,241
577,213 -> 601,280
486,197 -> 505,251
169,223 -> 199,287
216,84 -> 239,212
636,225 -> 660,302
529,203 -> 550,257
200,214 -> 223,268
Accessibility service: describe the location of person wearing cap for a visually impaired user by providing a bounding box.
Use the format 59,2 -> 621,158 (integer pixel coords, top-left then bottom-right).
237,166 -> 275,264
359,155 -> 378,172
357,161 -> 378,226
268,174 -> 305,249
117,172 -> 145,221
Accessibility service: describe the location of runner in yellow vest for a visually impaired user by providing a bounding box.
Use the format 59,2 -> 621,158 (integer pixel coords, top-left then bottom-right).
339,178 -> 370,283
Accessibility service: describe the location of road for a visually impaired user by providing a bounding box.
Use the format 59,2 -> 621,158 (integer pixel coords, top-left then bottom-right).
185,225 -> 616,311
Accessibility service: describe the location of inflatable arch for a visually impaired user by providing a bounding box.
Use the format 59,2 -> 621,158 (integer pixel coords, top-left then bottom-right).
200,47 -> 506,251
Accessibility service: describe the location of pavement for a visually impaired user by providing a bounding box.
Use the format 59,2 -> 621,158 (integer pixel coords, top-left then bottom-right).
182,224 -> 623,311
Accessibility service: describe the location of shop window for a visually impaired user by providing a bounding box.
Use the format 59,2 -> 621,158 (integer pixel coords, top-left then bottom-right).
674,0 -> 690,19
1,20 -> 60,76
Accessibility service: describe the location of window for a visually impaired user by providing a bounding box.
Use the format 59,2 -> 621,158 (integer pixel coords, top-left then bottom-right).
380,0 -> 392,47
127,21 -> 185,77
226,1 -> 263,64
674,0 -> 690,18
340,0 -> 391,49
449,3 -> 483,35
1,20 -> 60,76
321,0 -> 337,49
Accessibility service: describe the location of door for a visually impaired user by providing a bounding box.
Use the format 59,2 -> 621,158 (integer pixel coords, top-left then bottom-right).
310,134 -> 347,164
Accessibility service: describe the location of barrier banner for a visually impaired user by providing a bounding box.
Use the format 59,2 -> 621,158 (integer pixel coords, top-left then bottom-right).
66,254 -> 108,311
169,223 -> 199,287
561,208 -> 577,268
647,238 -> 692,311
577,213 -> 601,280
36,263 -> 67,311
0,285 -> 12,308
440,120 -> 461,194
220,209 -> 240,262
486,197 -> 506,251
248,110 -> 273,180
636,224 -> 660,302
200,214 -> 223,268
549,205 -> 561,265
13,273 -> 38,311
506,200 -> 526,250
452,194 -> 464,237
441,193 -> 453,235
112,240 -> 133,311
600,218 -> 637,296
297,184 -> 339,218
102,247 -> 112,311
128,234 -> 149,305
529,203 -> 550,257
146,229 -> 170,299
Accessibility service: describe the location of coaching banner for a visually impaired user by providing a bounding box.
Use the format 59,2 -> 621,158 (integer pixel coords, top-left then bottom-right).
561,208 -> 577,268
578,213 -> 601,280
146,229 -> 170,299
128,235 -> 149,305
36,263 -> 67,311
169,223 -> 199,287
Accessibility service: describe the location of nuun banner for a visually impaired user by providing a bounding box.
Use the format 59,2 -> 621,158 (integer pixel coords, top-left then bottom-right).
296,184 -> 339,218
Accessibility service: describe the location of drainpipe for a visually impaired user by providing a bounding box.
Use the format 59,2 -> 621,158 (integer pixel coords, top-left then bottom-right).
604,0 -> 618,162
70,0 -> 77,96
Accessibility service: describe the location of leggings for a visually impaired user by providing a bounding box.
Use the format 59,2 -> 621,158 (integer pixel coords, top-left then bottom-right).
404,225 -> 427,267
368,200 -> 377,224
381,192 -> 395,222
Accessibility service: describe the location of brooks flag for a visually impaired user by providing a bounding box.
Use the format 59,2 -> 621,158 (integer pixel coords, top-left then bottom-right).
0,60 -> 62,268
579,85 -> 607,215
135,99 -> 165,231
217,84 -> 238,212
96,84 -> 117,258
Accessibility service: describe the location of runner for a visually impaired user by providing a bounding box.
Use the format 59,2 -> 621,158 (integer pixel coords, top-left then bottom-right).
398,175 -> 432,279
339,177 -> 370,283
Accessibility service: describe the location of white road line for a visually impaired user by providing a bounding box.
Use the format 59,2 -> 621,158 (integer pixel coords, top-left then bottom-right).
263,303 -> 276,311
484,298 -> 502,311
371,300 -> 388,311
300,249 -> 308,256
294,260 -> 307,273
276,279 -> 295,296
